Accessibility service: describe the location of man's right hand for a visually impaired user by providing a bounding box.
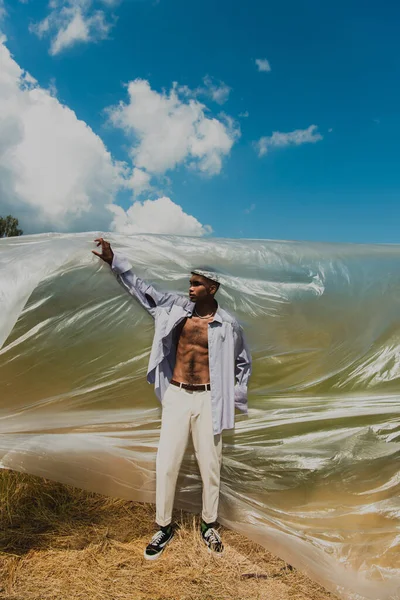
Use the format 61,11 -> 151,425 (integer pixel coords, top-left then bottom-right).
92,238 -> 114,265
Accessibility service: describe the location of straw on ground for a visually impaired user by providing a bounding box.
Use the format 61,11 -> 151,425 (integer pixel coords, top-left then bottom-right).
0,470 -> 335,600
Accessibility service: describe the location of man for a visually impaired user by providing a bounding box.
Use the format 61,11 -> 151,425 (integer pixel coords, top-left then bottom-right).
93,238 -> 252,560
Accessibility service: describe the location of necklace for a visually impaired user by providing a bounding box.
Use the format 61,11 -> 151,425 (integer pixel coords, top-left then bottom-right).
194,308 -> 216,319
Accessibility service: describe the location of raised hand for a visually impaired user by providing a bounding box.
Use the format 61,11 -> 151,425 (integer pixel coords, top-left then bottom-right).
92,238 -> 114,265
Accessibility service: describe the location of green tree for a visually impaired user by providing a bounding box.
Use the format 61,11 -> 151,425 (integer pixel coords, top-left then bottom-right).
0,215 -> 23,238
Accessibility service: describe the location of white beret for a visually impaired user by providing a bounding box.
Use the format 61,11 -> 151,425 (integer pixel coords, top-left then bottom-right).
191,268 -> 220,284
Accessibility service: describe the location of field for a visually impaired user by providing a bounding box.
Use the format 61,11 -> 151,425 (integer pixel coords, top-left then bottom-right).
0,470 -> 335,600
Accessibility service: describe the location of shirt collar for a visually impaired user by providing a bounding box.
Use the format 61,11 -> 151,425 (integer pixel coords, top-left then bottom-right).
187,301 -> 222,324
211,309 -> 223,324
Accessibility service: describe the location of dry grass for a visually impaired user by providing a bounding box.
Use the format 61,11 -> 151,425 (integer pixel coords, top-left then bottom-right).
0,470 -> 335,600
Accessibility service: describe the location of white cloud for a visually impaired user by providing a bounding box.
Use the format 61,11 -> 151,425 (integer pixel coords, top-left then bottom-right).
108,79 -> 239,177
30,0 -> 115,55
125,167 -> 152,195
255,58 -> 271,72
178,76 -> 231,105
201,76 -> 231,105
0,36 -> 124,233
239,111 -> 249,118
0,38 -> 213,237
255,125 -> 323,157
108,197 -> 212,236
51,9 -> 93,55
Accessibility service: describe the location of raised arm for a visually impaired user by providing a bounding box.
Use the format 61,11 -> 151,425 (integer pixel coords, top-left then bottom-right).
233,323 -> 252,413
93,238 -> 184,317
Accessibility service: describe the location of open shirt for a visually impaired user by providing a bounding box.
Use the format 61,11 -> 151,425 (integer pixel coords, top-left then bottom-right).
112,254 -> 252,435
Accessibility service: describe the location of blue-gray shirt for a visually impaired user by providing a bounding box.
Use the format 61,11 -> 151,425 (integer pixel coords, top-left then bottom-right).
112,254 -> 252,435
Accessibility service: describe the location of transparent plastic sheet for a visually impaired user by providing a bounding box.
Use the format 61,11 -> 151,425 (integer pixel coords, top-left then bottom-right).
1,232 -> 400,600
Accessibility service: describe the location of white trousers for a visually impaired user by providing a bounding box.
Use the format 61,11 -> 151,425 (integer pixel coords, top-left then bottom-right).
156,385 -> 222,527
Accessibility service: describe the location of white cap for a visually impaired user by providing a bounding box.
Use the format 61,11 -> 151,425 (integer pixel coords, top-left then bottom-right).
191,268 -> 220,284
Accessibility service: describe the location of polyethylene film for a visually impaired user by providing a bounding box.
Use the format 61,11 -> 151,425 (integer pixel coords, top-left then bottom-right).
0,233 -> 399,600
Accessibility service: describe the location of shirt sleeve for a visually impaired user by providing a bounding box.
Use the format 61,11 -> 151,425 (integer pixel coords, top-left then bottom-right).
111,253 -> 183,318
233,323 -> 252,413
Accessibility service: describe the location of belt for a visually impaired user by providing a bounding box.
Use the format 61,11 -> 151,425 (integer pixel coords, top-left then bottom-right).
170,379 -> 211,391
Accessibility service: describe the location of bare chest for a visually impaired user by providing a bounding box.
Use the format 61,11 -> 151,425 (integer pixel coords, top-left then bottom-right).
177,317 -> 210,349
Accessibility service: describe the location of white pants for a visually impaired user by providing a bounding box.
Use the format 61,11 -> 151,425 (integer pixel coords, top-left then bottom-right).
156,385 -> 222,527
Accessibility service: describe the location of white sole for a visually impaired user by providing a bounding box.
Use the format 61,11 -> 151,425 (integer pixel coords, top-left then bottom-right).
143,536 -> 174,561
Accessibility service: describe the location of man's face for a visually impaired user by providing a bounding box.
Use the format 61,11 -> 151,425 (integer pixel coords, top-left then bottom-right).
189,274 -> 215,302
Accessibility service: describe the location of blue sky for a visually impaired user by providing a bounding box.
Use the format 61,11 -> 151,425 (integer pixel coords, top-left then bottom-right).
1,0 -> 400,243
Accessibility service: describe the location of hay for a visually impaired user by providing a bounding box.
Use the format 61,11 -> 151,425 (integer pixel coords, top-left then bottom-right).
0,470 -> 335,600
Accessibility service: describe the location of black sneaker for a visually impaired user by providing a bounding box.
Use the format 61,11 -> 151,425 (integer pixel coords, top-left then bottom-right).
200,521 -> 224,554
144,525 -> 175,561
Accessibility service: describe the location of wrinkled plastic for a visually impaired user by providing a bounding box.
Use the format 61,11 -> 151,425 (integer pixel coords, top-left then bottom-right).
1,233 -> 400,600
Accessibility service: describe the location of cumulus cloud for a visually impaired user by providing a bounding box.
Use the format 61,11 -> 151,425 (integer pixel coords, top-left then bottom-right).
108,197 -> 212,236
30,0 -> 116,55
255,125 -> 323,157
0,38 -> 214,236
0,36 -> 125,233
255,58 -> 271,72
125,167 -> 152,195
107,79 -> 239,178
